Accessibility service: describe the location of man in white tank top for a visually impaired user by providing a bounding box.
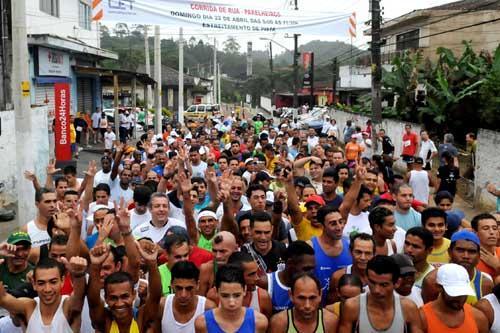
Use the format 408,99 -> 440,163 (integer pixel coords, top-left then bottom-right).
407,157 -> 432,204
21,189 -> 57,248
0,256 -> 88,333
159,261 -> 216,332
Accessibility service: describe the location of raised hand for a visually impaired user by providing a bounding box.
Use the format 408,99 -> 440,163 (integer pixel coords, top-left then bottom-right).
205,167 -> 217,185
46,158 -> 61,175
61,256 -> 88,277
355,165 -> 367,181
115,198 -> 131,233
178,171 -> 193,194
97,214 -> 114,239
137,241 -> 158,263
89,244 -> 110,266
53,211 -> 71,234
84,160 -> 97,177
67,204 -> 83,231
0,243 -> 16,258
24,171 -> 36,182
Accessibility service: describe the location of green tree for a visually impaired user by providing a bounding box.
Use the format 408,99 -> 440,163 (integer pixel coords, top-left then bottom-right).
223,36 -> 241,54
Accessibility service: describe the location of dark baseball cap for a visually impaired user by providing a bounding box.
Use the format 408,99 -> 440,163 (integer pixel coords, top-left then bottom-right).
415,157 -> 424,164
391,254 -> 417,275
255,171 -> 274,182
294,176 -> 311,188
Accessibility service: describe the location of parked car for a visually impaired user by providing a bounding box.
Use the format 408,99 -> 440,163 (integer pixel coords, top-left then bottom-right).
184,104 -> 220,120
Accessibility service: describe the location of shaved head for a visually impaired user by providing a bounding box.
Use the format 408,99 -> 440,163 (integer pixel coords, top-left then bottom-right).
212,231 -> 238,266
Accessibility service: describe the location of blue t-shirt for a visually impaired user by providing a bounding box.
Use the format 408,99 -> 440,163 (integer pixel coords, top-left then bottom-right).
394,208 -> 422,231
151,164 -> 164,177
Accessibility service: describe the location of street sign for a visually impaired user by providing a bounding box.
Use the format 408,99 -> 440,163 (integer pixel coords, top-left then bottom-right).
54,83 -> 72,161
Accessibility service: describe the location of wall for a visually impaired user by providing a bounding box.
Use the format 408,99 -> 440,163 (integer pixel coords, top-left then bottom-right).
339,65 -> 393,89
0,107 -> 49,224
474,129 -> 500,210
329,110 -> 422,165
26,0 -> 99,48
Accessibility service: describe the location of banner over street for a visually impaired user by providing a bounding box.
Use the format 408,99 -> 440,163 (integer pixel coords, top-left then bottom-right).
94,0 -> 349,35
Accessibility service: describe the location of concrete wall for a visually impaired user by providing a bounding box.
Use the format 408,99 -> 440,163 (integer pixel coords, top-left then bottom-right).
26,0 -> 99,48
339,65 -> 393,89
474,129 -> 500,210
0,107 -> 49,223
329,110 -> 422,168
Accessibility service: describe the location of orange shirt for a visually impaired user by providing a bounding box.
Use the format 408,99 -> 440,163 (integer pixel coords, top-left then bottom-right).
476,247 -> 500,277
422,302 -> 478,333
345,142 -> 362,161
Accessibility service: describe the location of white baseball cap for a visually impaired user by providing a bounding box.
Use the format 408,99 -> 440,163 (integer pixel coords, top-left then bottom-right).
436,263 -> 475,297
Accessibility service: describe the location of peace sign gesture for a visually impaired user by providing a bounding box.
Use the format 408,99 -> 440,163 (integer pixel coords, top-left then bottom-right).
115,198 -> 131,234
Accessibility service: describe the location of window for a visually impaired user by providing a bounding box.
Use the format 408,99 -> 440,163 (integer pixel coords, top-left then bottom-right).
79,1 -> 91,30
40,0 -> 59,17
396,29 -> 419,51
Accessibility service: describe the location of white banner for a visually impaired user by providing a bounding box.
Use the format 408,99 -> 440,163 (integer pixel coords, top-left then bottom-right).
96,0 -> 349,35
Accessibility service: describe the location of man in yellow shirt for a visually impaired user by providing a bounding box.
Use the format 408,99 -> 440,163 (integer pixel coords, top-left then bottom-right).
422,207 -> 450,267
285,169 -> 325,241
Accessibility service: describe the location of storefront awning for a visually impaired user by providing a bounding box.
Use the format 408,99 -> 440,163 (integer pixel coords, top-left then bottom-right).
72,66 -> 156,86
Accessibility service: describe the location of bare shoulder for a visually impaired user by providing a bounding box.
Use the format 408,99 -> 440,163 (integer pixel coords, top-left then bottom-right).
401,297 -> 419,312
332,267 -> 347,281
323,309 -> 339,333
194,312 -> 207,332
204,297 -> 217,310
341,296 -> 360,320
269,311 -> 288,331
20,224 -> 28,232
254,310 -> 269,333
471,306 -> 489,333
482,274 -> 494,292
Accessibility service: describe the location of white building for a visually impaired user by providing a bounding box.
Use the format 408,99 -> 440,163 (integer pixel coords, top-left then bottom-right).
26,0 -> 117,119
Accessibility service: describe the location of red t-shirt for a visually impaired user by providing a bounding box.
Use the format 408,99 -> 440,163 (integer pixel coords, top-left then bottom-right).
402,132 -> 418,156
157,245 -> 213,268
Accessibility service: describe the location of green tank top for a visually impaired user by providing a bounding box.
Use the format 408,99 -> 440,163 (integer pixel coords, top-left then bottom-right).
286,309 -> 324,333
158,264 -> 172,296
198,234 -> 213,251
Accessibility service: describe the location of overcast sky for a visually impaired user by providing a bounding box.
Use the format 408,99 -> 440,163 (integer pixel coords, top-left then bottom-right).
106,0 -> 458,53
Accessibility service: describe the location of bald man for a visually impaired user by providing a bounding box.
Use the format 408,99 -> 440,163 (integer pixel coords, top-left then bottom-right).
198,231 -> 238,295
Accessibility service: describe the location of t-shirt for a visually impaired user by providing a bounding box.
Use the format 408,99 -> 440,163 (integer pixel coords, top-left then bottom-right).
321,193 -> 343,209
477,247 -> 500,277
93,169 -> 112,187
402,132 -> 418,156
437,165 -> 459,196
104,131 -> 116,150
133,218 -> 186,243
293,217 -> 323,241
419,140 -> 437,166
189,246 -> 214,268
345,142 -> 362,161
110,177 -> 134,204
427,238 -> 450,268
438,143 -> 458,166
130,209 -> 152,231
0,262 -> 33,292
242,241 -> 286,273
191,161 -> 207,178
394,208 -> 421,231
343,212 -> 370,239
91,112 -> 101,128
198,234 -> 214,251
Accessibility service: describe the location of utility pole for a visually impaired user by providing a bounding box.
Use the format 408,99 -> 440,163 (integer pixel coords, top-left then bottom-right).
178,27 -> 184,125
332,57 -> 338,104
213,38 -> 217,104
217,63 -> 221,105
371,0 -> 382,125
293,0 -> 300,108
12,0 -> 35,225
154,25 -> 162,134
310,52 -> 315,108
269,41 -> 275,106
144,25 -> 151,129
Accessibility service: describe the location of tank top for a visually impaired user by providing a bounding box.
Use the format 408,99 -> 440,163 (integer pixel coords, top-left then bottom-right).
267,271 -> 292,313
422,302 -> 478,333
249,288 -> 262,313
408,170 -> 430,204
484,293 -> 500,333
466,269 -> 485,305
311,237 -> 352,304
110,319 -> 139,333
286,309 -> 325,333
162,294 -> 206,333
26,220 -> 51,248
26,295 -> 72,333
204,308 -> 255,333
386,239 -> 395,255
357,293 -> 405,333
345,265 -> 368,292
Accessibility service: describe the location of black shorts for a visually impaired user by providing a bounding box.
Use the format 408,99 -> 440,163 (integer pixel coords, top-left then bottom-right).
401,155 -> 415,164
423,162 -> 432,171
